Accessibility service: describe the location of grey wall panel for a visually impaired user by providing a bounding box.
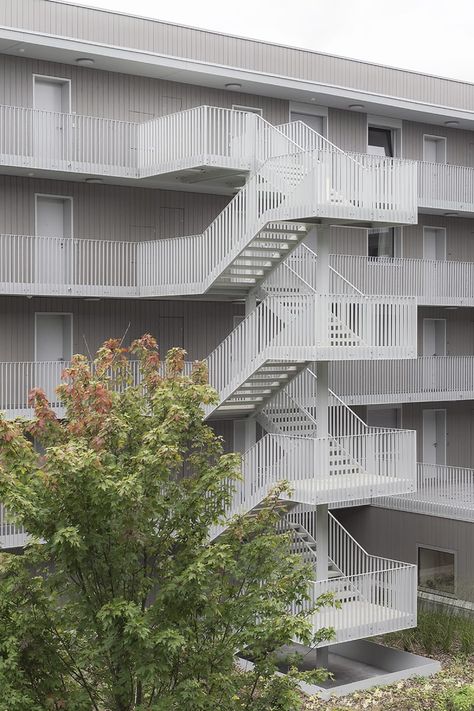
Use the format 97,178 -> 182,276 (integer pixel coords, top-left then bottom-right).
403,121 -> 474,164
417,307 -> 474,356
0,55 -> 289,124
0,295 -> 244,362
4,1 -> 474,112
328,109 -> 367,153
401,401 -> 474,467
402,215 -> 474,261
0,175 -> 229,241
335,506 -> 474,602
330,226 -> 366,256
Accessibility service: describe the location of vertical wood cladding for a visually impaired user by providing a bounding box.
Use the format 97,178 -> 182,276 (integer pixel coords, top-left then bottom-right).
0,175 -> 229,241
328,109 -> 367,153
0,55 -> 289,125
0,296 -> 244,363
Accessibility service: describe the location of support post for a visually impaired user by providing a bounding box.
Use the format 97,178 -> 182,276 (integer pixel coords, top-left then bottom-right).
314,224 -> 331,670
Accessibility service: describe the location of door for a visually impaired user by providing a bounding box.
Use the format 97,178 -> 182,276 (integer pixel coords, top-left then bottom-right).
33,76 -> 71,166
423,136 -> 446,164
423,319 -> 446,356
290,111 -> 324,135
35,314 -> 72,404
423,227 -> 446,260
35,195 -> 73,288
423,409 -> 446,466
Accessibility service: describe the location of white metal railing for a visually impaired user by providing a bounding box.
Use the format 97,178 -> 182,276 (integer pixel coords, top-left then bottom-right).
205,293 -> 416,413
376,462 -> 474,522
0,360 -> 196,418
418,161 -> 474,212
0,104 -> 276,177
331,253 -> 474,306
330,356 -> 474,405
224,429 -> 416,516
298,566 -> 417,645
0,506 -> 28,549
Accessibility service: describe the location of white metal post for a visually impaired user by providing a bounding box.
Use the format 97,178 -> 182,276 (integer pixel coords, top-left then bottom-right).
314,225 -> 331,670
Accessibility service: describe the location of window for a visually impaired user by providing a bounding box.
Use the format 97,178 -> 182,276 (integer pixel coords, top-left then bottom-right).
232,105 -> 263,116
418,547 -> 455,596
368,127 -> 393,157
368,227 -> 395,258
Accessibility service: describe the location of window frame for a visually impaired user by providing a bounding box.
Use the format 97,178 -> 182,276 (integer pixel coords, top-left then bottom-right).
232,104 -> 263,116
417,544 -> 456,598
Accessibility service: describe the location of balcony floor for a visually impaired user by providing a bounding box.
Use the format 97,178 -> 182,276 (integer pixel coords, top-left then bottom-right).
378,482 -> 474,522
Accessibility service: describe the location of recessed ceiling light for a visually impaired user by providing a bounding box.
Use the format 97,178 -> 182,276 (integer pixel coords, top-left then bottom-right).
84,297 -> 101,302
444,212 -> 458,217
27,172 -> 35,177
444,120 -> 459,127
310,97 -> 317,102
85,177 -> 103,184
76,57 -> 95,66
225,83 -> 242,90
18,47 -> 25,53
348,103 -> 365,110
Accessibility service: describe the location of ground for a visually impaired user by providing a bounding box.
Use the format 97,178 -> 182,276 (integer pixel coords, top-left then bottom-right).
302,609 -> 474,710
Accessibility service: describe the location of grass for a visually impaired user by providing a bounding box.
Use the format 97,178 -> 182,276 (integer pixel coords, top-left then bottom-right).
384,604 -> 474,658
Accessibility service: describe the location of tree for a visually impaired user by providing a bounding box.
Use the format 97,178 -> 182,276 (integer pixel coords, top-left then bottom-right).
0,336 -> 335,711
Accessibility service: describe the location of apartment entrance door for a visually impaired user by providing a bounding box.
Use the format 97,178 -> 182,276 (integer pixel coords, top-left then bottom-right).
422,409 -> 446,466
35,313 -> 72,403
33,76 -> 71,166
423,228 -> 446,261
35,195 -> 73,288
423,319 -> 446,356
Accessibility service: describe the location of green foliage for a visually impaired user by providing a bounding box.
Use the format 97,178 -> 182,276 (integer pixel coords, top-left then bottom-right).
0,336 -> 335,711
446,685 -> 474,711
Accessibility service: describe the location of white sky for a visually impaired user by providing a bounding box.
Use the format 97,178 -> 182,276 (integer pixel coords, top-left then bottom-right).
72,0 -> 473,83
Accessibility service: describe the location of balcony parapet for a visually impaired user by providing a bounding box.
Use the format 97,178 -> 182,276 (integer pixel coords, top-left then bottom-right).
375,462 -> 474,523
331,254 -> 474,307
330,356 -> 474,406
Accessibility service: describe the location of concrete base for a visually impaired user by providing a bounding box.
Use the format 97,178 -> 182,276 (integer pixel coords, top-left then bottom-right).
278,640 -> 441,700
238,640 -> 440,701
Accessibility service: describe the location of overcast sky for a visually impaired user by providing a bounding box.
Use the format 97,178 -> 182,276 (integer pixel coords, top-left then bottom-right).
74,0 -> 473,83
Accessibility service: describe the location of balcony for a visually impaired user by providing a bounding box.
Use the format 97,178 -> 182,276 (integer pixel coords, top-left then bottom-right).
330,356 -> 474,405
351,152 -> 474,216
332,254 -> 474,307
418,161 -> 474,215
375,462 -> 474,523
0,104 -> 278,185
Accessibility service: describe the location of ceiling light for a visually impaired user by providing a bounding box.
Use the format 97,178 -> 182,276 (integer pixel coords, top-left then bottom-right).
444,212 -> 458,217
76,57 -> 95,66
444,120 -> 459,127
27,172 -> 35,177
348,103 -> 365,110
225,83 -> 242,90
85,177 -> 103,184
18,47 -> 25,53
310,97 -> 317,102
84,297 -> 101,302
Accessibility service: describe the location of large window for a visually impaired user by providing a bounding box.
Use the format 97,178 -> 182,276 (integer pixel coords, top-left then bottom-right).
368,227 -> 395,258
368,127 -> 394,157
418,546 -> 455,596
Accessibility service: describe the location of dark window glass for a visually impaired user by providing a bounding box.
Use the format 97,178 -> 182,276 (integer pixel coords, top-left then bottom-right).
368,228 -> 394,258
418,547 -> 455,596
368,127 -> 393,157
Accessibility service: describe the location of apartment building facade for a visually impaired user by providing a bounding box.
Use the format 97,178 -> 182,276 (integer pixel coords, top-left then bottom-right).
0,0 -> 473,659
